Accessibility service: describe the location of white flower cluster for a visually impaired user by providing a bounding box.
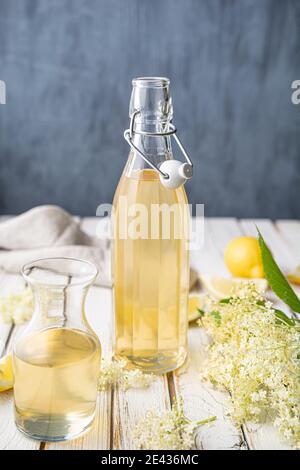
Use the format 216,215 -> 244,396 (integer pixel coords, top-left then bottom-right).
133,397 -> 215,450
0,288 -> 34,324
98,358 -> 155,391
200,283 -> 300,449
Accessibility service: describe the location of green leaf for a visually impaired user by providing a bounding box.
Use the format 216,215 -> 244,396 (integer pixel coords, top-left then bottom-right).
196,308 -> 205,318
210,310 -> 221,325
219,297 -> 232,304
196,416 -> 217,426
274,309 -> 296,327
257,228 -> 300,314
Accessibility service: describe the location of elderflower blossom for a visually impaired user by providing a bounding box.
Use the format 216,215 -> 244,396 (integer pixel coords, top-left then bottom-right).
98,358 -> 155,391
133,397 -> 216,450
0,288 -> 33,324
199,282 -> 300,449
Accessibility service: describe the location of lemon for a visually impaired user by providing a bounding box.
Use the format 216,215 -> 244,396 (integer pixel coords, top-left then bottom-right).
224,236 -> 264,278
0,353 -> 13,392
188,293 -> 206,322
199,275 -> 268,300
287,266 -> 300,285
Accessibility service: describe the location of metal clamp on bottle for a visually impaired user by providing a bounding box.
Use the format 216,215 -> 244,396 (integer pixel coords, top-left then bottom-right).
124,110 -> 193,189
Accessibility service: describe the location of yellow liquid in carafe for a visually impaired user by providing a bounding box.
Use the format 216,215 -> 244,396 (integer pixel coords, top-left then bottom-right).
13,328 -> 101,441
113,169 -> 189,373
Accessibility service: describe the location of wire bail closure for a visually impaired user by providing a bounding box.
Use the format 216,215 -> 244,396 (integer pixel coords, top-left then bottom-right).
124,110 -> 193,181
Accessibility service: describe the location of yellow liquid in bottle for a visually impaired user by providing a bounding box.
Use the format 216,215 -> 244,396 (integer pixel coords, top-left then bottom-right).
13,328 -> 101,441
113,169 -> 189,373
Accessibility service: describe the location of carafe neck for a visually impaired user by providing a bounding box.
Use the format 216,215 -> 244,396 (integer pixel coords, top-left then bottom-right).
21,258 -> 98,334
30,284 -> 89,331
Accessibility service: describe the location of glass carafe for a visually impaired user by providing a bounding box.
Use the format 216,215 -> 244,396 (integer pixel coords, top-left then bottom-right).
13,257 -> 101,442
112,77 -> 191,373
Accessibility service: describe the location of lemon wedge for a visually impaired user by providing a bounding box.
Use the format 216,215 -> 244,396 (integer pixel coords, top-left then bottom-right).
188,293 -> 206,322
199,275 -> 268,300
287,266 -> 300,286
0,353 -> 13,392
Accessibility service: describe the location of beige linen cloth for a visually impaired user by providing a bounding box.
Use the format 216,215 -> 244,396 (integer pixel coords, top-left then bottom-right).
0,205 -> 198,289
0,205 -> 111,286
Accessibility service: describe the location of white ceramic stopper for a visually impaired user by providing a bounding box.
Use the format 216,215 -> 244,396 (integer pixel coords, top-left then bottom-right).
159,160 -> 193,189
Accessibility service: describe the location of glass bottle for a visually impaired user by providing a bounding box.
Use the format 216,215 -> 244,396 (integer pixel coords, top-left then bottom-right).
112,77 -> 192,373
13,257 -> 101,441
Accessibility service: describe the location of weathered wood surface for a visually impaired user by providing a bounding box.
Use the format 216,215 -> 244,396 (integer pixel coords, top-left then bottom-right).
0,273 -> 40,450
0,217 -> 298,450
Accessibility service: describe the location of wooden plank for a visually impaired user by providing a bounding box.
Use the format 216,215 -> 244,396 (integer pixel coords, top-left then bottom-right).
45,218 -> 112,450
0,215 -> 112,450
190,217 -> 226,276
240,219 -> 300,312
0,270 -> 12,356
68,216 -> 242,450
0,216 -> 36,449
207,217 -> 245,263
46,286 -> 112,450
241,219 -> 293,449
80,218 -> 173,450
174,218 -> 248,450
0,272 -> 40,450
210,218 -> 291,450
85,217 -> 172,450
174,327 -> 247,450
1,217 -> 112,450
240,219 -> 295,274
0,272 -> 27,355
1,215 -> 295,450
276,220 -> 300,262
113,375 -> 171,450
275,220 -> 300,304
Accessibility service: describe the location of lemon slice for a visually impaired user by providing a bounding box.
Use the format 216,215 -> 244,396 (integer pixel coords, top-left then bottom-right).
0,353 -> 13,392
199,275 -> 268,300
188,293 -> 206,322
287,266 -> 300,285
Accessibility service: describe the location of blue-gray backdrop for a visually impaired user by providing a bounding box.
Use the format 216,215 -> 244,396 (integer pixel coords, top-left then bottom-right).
0,0 -> 299,218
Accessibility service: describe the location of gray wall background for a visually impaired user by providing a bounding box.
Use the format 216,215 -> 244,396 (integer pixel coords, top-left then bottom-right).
0,0 -> 299,218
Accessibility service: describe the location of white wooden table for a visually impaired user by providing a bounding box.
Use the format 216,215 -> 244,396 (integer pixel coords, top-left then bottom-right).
0,217 -> 299,450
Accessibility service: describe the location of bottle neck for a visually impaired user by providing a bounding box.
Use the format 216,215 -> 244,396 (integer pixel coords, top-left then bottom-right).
128,77 -> 173,168
132,128 -> 172,156
127,133 -> 171,177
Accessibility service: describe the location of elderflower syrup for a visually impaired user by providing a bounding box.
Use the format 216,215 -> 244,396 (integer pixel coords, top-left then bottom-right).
14,328 -> 100,441
13,258 -> 101,441
113,78 -> 192,373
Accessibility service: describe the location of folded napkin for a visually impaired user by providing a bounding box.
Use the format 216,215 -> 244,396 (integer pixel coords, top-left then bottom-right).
0,206 -> 111,286
0,205 -> 198,290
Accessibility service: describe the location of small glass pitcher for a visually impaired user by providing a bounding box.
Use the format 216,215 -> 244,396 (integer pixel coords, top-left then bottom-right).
13,257 -> 101,442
